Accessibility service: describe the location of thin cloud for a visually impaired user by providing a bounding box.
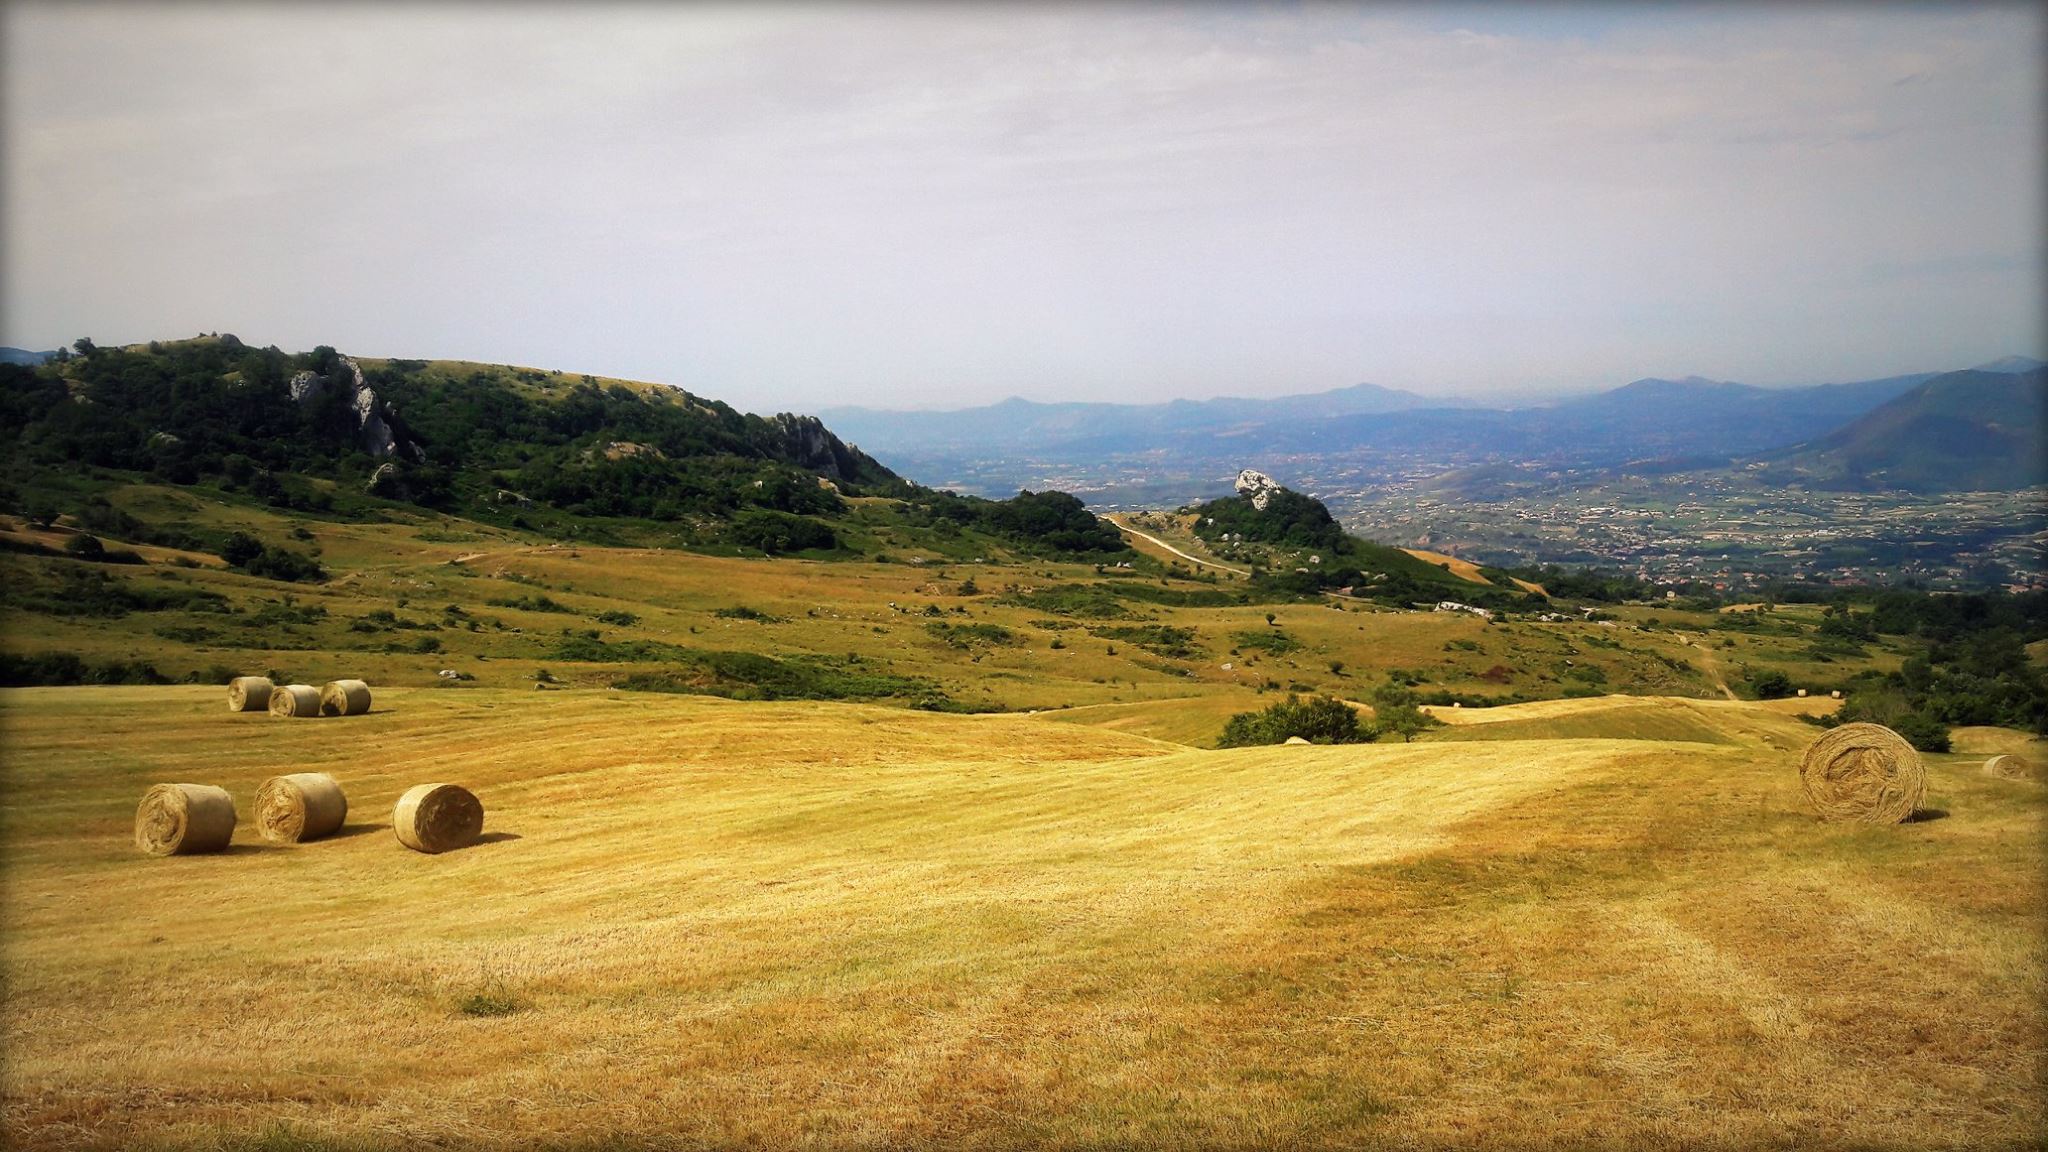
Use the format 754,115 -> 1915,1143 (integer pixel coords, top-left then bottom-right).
3,2 -> 2039,412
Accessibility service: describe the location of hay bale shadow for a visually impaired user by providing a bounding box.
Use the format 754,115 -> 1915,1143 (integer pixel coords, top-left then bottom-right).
324,823 -> 384,840
1902,808 -> 1949,823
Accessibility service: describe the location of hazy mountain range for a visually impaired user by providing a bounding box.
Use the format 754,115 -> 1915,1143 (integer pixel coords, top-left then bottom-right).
824,358 -> 2044,497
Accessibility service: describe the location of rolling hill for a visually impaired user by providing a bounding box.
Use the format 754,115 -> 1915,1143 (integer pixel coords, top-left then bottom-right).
1764,367 -> 2047,492
0,336 -> 1143,563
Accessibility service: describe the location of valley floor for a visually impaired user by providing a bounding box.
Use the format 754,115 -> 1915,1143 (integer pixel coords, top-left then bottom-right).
0,687 -> 2041,1150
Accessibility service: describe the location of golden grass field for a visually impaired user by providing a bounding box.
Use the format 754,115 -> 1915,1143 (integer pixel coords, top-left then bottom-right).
2,684 -> 2041,1150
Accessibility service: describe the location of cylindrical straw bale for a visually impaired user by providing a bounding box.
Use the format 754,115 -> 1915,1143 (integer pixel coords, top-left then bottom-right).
1984,754 -> 2035,780
1799,722 -> 1925,824
226,676 -> 274,713
393,783 -> 484,854
135,783 -> 237,856
320,679 -> 372,717
255,773 -> 349,842
268,684 -> 322,718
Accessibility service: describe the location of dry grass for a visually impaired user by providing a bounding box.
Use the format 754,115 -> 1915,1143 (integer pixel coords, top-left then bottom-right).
1401,548 -> 1492,585
2,685 -> 2041,1150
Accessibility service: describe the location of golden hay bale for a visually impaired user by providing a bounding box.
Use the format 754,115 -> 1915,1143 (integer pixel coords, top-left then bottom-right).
226,676 -> 273,713
1283,736 -> 1311,745
1799,722 -> 1925,824
255,773 -> 349,843
319,679 -> 373,717
135,783 -> 237,856
1984,754 -> 2036,780
268,684 -> 322,718
393,783 -> 484,854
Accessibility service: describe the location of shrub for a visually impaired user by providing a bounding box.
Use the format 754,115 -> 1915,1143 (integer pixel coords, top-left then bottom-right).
1232,628 -> 1299,655
1217,694 -> 1371,747
0,651 -> 171,686
1748,668 -> 1793,699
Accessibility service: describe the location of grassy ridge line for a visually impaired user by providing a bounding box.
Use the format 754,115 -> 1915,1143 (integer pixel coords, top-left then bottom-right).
8,487 -> 1790,726
1,686 -> 2039,1149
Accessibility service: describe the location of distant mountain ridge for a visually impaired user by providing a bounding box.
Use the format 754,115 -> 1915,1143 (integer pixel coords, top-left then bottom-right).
823,380 -> 1436,456
828,363 -> 2035,495
1764,367 -> 2047,492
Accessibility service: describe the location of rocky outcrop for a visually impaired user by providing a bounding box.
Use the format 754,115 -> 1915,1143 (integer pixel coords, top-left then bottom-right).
1235,468 -> 1282,511
768,413 -> 866,483
598,441 -> 665,461
289,356 -> 421,461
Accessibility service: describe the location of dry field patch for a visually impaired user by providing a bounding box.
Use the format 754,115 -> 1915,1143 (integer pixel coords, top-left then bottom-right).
1,686 -> 2040,1150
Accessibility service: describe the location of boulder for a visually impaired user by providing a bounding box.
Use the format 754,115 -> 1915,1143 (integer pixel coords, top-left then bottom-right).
1235,468 -> 1282,511
288,356 -> 420,461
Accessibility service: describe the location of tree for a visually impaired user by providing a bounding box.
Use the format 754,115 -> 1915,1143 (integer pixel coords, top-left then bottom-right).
219,531 -> 264,568
63,533 -> 105,559
1748,668 -> 1793,699
1371,681 -> 1443,743
1217,694 -> 1372,747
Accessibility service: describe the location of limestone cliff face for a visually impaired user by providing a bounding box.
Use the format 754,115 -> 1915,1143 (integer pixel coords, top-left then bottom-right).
1234,468 -> 1281,511
769,413 -> 867,483
288,357 -> 421,461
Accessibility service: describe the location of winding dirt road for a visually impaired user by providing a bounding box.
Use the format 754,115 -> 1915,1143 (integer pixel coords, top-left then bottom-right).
1107,517 -> 1250,577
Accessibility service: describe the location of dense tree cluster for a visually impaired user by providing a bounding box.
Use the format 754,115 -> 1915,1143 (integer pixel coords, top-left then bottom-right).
900,489 -> 1129,556
1189,488 -> 1347,551
1828,590 -> 2048,742
0,338 -> 901,527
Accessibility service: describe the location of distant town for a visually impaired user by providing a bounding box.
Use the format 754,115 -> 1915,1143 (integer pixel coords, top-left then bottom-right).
1003,456 -> 2044,594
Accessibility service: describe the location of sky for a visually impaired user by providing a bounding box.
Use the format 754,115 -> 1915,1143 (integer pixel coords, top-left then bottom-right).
3,2 -> 2042,412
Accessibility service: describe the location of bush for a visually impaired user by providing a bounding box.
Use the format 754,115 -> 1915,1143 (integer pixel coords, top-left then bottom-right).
1888,712 -> 1951,753
1217,694 -> 1371,747
1748,668 -> 1793,699
728,510 -> 836,554
0,651 -> 171,686
220,531 -> 325,582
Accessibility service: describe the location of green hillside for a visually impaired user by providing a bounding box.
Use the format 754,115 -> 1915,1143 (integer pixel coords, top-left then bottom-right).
1185,484 -> 1534,609
1768,367 -> 2046,492
0,336 -> 1130,563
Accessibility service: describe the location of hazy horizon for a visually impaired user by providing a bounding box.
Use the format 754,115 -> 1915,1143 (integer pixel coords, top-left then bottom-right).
5,2 -> 2042,413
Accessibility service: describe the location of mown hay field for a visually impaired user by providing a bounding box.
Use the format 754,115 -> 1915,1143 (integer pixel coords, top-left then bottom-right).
1,686 -> 2041,1150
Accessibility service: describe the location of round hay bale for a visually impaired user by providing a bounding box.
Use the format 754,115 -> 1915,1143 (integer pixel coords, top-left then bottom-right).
135,783 -> 237,856
319,679 -> 372,717
1830,690 -> 1843,700
1984,754 -> 2035,780
1283,736 -> 1311,745
1799,723 -> 1925,824
393,783 -> 484,854
268,684 -> 322,718
1797,688 -> 1809,698
255,772 -> 349,842
226,676 -> 274,713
